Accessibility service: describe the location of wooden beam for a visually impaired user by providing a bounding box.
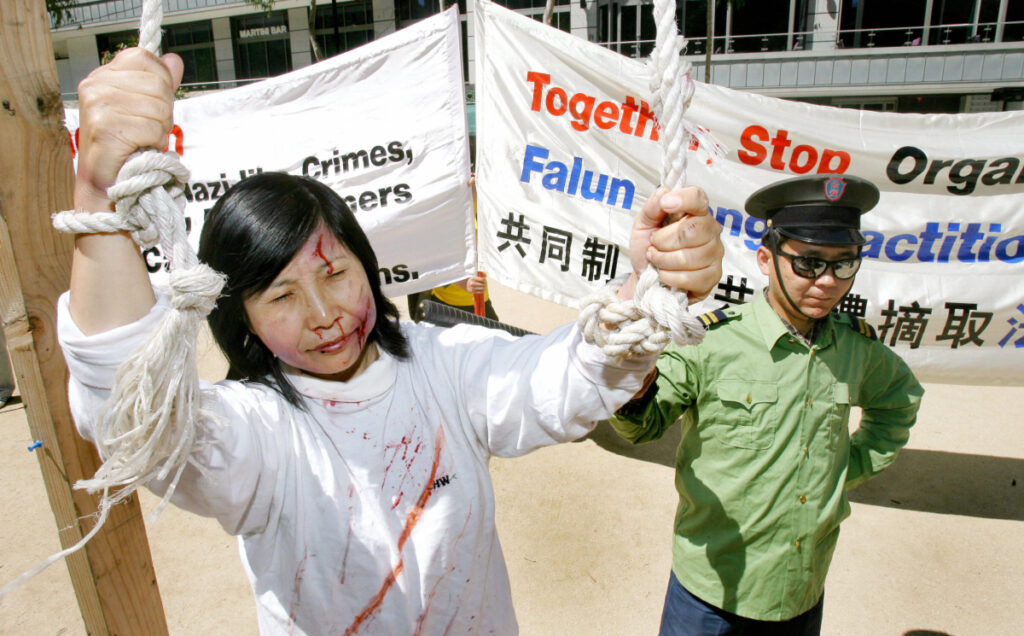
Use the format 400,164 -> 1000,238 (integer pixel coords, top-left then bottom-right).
0,1 -> 168,633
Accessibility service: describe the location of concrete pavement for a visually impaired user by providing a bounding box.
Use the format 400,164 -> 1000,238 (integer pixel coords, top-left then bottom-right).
1,281 -> 1021,635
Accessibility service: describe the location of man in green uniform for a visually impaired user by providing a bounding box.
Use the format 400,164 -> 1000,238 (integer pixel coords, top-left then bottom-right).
612,174 -> 923,635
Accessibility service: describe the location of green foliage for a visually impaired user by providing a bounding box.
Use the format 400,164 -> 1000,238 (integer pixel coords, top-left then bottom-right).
99,36 -> 137,65
46,0 -> 77,27
242,0 -> 277,11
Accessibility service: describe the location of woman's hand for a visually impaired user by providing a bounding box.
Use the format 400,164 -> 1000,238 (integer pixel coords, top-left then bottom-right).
74,48 -> 183,213
619,186 -> 724,302
68,48 -> 184,334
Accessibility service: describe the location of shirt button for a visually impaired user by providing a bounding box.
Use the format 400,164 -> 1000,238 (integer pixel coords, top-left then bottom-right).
795,540 -> 801,549
746,394 -> 752,404
807,397 -> 813,406
799,495 -> 807,504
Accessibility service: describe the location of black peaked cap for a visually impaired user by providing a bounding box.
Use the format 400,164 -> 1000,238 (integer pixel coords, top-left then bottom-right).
745,174 -> 880,246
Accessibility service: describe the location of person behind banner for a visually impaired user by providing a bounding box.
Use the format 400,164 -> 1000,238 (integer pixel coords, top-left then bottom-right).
410,176 -> 499,322
414,272 -> 498,320
59,49 -> 724,635
611,174 -> 923,635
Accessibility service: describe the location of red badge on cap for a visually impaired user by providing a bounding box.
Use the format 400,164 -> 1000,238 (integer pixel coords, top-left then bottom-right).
824,176 -> 846,201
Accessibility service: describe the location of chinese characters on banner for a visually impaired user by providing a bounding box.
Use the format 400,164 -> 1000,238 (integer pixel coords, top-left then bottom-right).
473,0 -> 1023,385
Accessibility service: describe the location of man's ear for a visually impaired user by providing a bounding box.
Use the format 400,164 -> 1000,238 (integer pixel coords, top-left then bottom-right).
756,245 -> 773,277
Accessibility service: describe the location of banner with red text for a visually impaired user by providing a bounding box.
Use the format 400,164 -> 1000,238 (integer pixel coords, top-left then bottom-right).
474,0 -> 1024,385
65,7 -> 474,297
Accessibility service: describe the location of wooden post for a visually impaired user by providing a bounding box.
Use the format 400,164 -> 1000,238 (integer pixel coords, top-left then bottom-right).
0,1 -> 168,633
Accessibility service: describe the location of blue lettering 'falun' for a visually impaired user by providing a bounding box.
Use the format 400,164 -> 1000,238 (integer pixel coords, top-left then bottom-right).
520,144 -> 635,211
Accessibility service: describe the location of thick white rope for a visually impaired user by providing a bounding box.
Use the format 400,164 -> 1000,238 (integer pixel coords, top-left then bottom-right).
0,0 -> 224,603
53,148 -> 225,505
577,0 -> 705,358
55,0 -> 224,513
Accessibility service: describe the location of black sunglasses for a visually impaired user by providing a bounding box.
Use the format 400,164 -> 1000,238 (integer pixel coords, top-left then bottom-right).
775,250 -> 862,280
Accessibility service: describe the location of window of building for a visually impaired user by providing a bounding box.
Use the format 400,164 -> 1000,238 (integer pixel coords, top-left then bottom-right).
164,21 -> 217,89
592,0 -> 1022,56
395,0 -> 439,27
595,0 -> 657,58
495,0 -> 571,33
313,0 -> 374,57
461,16 -> 469,81
841,0 -> 1018,47
232,11 -> 292,82
831,96 -> 898,112
526,8 -> 571,33
96,29 -> 137,63
1004,2 -> 1024,42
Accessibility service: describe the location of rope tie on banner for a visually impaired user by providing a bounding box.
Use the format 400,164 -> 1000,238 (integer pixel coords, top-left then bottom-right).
1,0 -> 223,603
577,0 -> 705,359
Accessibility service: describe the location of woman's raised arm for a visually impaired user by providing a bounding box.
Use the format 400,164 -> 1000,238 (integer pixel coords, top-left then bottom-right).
68,49 -> 183,334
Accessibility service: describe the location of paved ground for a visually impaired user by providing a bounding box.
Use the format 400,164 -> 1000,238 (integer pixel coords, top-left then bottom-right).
1,281 -> 1022,635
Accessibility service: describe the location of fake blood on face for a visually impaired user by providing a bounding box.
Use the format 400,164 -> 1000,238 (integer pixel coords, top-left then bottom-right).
244,226 -> 378,382
313,235 -> 335,275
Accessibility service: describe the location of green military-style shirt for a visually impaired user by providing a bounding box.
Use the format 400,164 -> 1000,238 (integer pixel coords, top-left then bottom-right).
611,292 -> 923,621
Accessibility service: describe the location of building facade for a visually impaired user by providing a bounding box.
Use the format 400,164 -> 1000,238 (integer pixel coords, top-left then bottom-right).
51,0 -> 1024,113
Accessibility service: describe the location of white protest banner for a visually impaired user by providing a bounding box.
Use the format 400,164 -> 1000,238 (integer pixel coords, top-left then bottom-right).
474,0 -> 1024,385
65,7 -> 474,297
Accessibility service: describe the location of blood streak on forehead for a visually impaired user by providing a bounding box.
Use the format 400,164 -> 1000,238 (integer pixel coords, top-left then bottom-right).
312,234 -> 335,275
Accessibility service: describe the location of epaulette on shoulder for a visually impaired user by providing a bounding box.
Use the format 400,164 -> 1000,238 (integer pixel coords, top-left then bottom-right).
697,307 -> 739,330
838,313 -> 877,340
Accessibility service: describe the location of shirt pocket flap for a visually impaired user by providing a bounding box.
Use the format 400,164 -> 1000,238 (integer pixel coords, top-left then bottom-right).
716,380 -> 778,411
833,383 -> 851,405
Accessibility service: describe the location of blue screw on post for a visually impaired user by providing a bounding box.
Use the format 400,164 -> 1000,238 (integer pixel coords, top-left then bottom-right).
27,440 -> 42,452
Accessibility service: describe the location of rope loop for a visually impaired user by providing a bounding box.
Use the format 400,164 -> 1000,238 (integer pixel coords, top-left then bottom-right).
52,210 -> 144,236
109,150 -> 191,248
0,0 -> 229,603
109,150 -> 190,207
169,264 -> 226,314
578,0 -> 705,359
577,266 -> 704,360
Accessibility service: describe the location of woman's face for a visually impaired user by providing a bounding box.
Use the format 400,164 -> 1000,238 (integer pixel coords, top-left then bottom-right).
243,225 -> 378,382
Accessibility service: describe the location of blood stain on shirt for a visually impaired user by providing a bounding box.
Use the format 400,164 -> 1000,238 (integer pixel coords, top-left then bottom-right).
384,433 -> 420,508
288,547 -> 310,624
343,427 -> 445,635
414,504 -> 473,633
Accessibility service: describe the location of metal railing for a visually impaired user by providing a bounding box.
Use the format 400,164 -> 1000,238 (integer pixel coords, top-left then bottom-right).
599,20 -> 1024,60
50,0 -> 250,29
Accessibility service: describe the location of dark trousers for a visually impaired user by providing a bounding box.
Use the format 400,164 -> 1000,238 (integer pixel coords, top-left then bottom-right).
659,571 -> 824,636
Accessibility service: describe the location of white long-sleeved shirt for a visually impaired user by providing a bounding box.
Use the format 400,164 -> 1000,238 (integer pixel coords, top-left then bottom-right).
58,293 -> 653,635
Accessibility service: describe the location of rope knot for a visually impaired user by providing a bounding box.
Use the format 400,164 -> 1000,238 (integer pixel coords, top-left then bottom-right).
107,149 -> 191,248
169,264 -> 226,314
577,266 -> 704,360
577,0 -> 703,360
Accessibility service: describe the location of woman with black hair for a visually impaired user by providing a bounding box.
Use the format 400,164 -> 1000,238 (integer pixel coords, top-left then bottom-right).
58,49 -> 723,634
197,171 -> 411,405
